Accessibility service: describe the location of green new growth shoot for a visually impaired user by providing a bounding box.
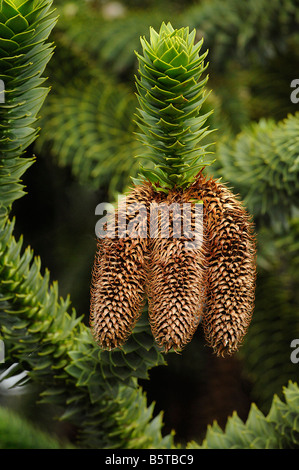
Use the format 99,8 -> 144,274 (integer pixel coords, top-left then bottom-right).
133,22 -> 214,192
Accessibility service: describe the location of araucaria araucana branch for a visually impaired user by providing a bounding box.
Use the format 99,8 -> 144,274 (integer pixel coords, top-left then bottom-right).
90,22 -> 256,356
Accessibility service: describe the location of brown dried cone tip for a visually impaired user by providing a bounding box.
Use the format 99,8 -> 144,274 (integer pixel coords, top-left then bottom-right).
189,173 -> 257,357
90,183 -> 154,349
147,191 -> 207,352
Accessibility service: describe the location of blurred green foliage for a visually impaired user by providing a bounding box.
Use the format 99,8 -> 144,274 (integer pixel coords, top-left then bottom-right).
1,0 -> 299,449
0,404 -> 73,449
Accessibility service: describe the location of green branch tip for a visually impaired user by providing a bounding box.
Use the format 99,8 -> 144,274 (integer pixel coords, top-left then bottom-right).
134,21 -> 215,191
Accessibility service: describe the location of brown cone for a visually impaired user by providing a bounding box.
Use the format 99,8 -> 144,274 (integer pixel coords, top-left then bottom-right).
90,183 -> 154,349
90,173 -> 256,356
190,173 -> 256,357
147,190 -> 208,352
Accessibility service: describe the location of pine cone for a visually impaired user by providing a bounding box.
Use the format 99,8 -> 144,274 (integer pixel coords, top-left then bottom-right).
190,173 -> 256,357
147,190 -> 207,352
90,183 -> 154,349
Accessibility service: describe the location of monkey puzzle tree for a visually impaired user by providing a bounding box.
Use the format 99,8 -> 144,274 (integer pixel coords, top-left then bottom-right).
90,22 -> 256,357
1,0 -> 299,450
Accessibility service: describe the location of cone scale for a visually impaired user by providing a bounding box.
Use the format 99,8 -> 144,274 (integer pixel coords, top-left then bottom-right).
90,22 -> 256,356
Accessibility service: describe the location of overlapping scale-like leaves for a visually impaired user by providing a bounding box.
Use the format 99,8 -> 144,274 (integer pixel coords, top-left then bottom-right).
0,1 -> 172,449
0,0 -> 56,216
134,22 -> 214,190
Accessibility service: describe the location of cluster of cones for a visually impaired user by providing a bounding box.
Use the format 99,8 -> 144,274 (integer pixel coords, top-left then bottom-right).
90,172 -> 256,357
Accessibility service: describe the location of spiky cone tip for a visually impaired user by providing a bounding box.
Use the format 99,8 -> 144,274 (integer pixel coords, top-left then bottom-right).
134,21 -> 215,192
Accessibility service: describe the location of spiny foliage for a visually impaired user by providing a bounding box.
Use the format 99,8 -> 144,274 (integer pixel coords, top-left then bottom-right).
0,218 -> 171,448
53,3 -> 170,76
36,77 -> 140,196
33,0 -> 298,195
0,0 -> 172,449
216,112 -> 299,231
52,0 -> 299,77
188,381 -> 299,449
134,22 -> 213,191
34,0 -> 299,201
1,0 -> 299,451
183,0 -> 299,70
239,219 -> 299,412
0,0 -> 56,219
